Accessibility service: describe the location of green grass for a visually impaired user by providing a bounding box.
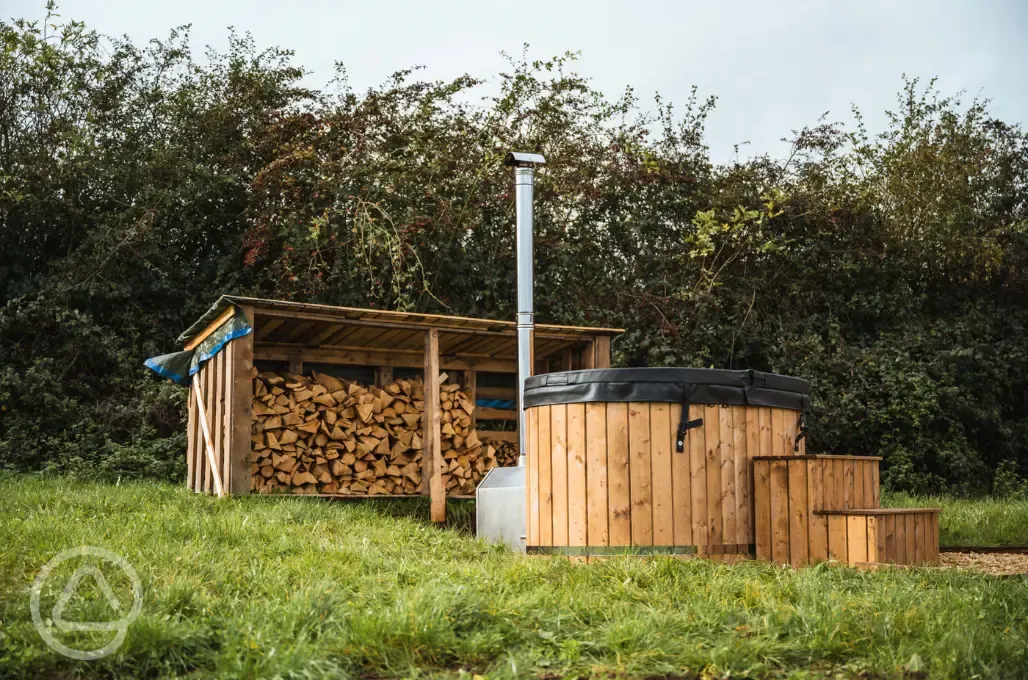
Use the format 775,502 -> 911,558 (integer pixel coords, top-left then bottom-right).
884,492 -> 1028,547
1,477 -> 1027,679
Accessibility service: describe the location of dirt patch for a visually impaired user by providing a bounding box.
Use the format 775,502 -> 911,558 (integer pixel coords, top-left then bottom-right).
941,551 -> 1028,576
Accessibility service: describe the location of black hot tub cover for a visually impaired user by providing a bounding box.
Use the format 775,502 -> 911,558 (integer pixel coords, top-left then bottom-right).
523,368 -> 810,411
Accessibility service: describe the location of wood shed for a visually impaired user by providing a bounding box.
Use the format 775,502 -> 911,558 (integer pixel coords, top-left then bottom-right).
169,296 -> 621,521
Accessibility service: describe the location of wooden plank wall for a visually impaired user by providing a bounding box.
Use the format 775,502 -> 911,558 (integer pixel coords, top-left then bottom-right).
817,510 -> 940,566
753,456 -> 883,566
186,341 -> 247,495
525,402 -> 805,556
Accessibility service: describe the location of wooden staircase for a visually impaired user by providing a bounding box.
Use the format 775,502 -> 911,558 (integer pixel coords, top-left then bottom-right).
751,455 -> 940,568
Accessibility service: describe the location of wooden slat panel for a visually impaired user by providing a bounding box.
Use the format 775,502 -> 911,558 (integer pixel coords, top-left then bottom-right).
478,407 -> 517,420
733,406 -> 749,546
893,513 -> 906,564
843,459 -> 855,509
753,459 -> 772,560
606,403 -> 631,546
784,410 -> 798,455
538,405 -> 553,546
819,457 -> 833,513
787,458 -> 809,567
566,403 -> 587,560
203,363 -> 214,493
704,405 -> 722,551
769,460 -> 790,564
758,407 -> 772,456
838,459 -> 849,510
808,459 -> 828,562
585,403 -> 608,548
913,513 -> 925,565
828,515 -> 847,562
219,347 -> 232,492
186,385 -> 196,492
847,515 -> 868,565
866,516 -> 879,563
863,461 -> 875,508
476,386 -> 516,400
628,403 -> 653,546
884,513 -> 897,563
719,406 -> 737,545
871,460 -> 881,508
770,409 -> 785,457
905,514 -> 916,564
650,404 -> 674,546
193,367 -> 205,493
527,407 -> 539,547
932,512 -> 940,563
852,460 -> 864,509
876,512 -> 887,563
670,403 -> 692,547
689,404 -> 708,547
551,404 -> 569,546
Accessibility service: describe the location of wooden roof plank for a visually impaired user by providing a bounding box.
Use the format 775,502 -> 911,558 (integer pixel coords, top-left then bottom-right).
253,318 -> 285,342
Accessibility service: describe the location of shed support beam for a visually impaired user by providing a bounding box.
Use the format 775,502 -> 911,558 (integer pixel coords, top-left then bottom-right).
255,344 -> 517,373
580,341 -> 595,369
423,329 -> 445,522
593,336 -> 611,368
229,305 -> 254,495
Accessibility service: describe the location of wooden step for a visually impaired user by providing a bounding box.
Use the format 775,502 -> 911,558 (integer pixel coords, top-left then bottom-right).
752,455 -> 882,567
816,508 -> 941,566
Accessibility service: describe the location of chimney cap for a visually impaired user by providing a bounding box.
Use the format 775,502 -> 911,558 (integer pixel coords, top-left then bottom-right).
503,151 -> 546,167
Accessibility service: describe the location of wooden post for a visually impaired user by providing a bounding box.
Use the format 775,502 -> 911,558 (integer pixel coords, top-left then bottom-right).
287,355 -> 303,376
376,366 -> 393,387
423,329 -> 445,522
462,370 -> 477,432
593,336 -> 611,368
580,341 -> 595,369
229,305 -> 254,495
560,348 -> 573,371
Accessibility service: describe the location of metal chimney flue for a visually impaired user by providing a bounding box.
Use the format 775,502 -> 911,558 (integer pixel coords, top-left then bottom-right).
475,151 -> 544,551
505,151 -> 545,465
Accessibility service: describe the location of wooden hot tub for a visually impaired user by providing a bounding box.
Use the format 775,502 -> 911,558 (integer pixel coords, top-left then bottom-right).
522,368 -> 811,559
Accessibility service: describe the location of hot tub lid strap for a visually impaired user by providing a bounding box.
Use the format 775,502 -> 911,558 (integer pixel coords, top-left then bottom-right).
794,412 -> 807,452
675,384 -> 703,453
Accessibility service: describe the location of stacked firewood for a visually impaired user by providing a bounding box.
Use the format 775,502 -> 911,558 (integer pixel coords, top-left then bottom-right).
249,370 -> 515,495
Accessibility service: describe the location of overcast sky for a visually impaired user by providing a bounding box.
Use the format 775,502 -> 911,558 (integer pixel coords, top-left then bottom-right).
7,0 -> 1027,161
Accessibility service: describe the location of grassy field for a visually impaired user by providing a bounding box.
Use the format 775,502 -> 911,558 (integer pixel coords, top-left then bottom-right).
1,477 -> 1027,679
884,492 -> 1028,547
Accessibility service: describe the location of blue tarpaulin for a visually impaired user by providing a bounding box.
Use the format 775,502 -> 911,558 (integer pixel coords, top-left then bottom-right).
144,303 -> 252,385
